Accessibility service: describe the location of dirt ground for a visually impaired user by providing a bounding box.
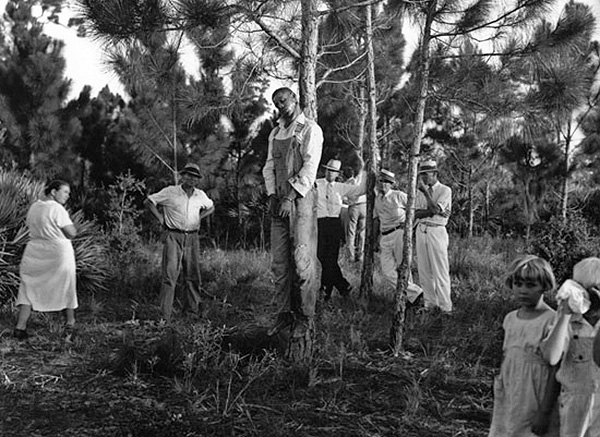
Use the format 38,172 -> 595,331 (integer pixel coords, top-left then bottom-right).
0,295 -> 494,437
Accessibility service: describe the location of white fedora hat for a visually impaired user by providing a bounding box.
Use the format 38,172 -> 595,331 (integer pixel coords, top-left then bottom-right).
322,159 -> 342,172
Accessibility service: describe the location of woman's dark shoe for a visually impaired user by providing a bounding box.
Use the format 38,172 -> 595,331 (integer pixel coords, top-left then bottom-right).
13,328 -> 29,340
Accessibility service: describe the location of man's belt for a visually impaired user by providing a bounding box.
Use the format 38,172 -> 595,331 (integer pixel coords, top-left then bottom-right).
381,223 -> 404,236
166,227 -> 198,234
419,222 -> 445,227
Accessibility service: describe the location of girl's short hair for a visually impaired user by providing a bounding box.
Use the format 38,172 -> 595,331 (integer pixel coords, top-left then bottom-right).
505,255 -> 556,292
44,179 -> 68,196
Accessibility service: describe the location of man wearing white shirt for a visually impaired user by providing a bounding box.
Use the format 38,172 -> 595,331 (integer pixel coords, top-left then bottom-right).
345,168 -> 367,264
415,160 -> 452,313
146,163 -> 215,321
262,87 -> 323,337
374,169 -> 422,304
315,159 -> 366,301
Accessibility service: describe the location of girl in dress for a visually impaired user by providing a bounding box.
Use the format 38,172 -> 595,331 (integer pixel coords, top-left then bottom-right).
489,255 -> 559,437
13,180 -> 78,341
543,257 -> 600,437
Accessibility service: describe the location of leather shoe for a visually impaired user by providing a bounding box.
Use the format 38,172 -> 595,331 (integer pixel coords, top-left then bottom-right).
13,328 -> 29,340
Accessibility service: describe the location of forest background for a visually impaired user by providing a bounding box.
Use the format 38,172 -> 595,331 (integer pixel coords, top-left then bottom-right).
1,0 -> 600,436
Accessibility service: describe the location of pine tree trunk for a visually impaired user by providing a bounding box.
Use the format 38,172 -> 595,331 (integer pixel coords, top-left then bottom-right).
358,3 -> 378,304
391,0 -> 436,355
287,0 -> 319,365
299,0 -> 319,119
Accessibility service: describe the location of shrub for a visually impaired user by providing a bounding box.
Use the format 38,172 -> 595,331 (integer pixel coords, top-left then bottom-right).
100,172 -> 157,302
528,213 -> 600,284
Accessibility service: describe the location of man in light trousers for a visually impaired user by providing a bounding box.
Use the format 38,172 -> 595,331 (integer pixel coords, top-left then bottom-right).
345,168 -> 367,264
374,169 -> 422,303
262,87 -> 323,337
415,160 -> 452,313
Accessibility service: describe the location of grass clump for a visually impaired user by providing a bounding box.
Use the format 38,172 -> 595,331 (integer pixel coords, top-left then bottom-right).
0,234 -> 525,436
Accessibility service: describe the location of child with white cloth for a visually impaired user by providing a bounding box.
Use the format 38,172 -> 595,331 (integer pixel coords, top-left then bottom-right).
542,257 -> 600,437
489,255 -> 559,437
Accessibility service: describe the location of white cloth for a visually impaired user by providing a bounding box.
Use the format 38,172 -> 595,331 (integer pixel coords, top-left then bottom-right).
147,185 -> 213,231
17,200 -> 77,311
556,280 -> 591,314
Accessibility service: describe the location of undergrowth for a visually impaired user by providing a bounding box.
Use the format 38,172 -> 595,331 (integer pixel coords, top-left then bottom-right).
0,235 -> 564,436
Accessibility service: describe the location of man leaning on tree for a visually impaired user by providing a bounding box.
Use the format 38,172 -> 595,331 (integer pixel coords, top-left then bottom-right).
262,87 -> 323,339
316,159 -> 366,301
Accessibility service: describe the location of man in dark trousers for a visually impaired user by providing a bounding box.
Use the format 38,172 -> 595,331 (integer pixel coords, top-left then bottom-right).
315,159 -> 366,301
145,163 -> 214,321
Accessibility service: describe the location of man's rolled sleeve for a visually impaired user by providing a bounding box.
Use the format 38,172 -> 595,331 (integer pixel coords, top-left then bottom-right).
437,186 -> 452,215
288,123 -> 323,197
262,132 -> 277,196
147,187 -> 170,206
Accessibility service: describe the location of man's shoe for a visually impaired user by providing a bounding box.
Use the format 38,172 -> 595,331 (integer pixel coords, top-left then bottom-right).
13,328 -> 29,340
267,312 -> 295,336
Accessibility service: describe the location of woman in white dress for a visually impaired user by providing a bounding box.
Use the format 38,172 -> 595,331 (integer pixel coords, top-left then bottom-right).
13,180 -> 78,340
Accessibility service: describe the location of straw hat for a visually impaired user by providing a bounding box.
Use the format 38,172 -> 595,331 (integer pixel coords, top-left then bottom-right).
322,159 -> 342,172
378,169 -> 396,183
418,160 -> 438,174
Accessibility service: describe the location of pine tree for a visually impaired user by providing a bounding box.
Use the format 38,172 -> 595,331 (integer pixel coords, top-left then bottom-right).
0,0 -> 81,180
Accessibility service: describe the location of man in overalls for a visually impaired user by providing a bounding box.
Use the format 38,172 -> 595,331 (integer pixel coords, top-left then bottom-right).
262,87 -> 323,338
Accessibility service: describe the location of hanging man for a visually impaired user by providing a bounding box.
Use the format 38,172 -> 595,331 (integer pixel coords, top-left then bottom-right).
262,87 -> 323,338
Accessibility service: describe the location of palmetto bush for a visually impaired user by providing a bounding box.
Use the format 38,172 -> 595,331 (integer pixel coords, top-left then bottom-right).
0,169 -> 109,306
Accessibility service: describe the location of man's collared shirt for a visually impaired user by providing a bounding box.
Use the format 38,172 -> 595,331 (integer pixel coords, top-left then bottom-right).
148,185 -> 213,231
262,112 -> 323,198
416,181 -> 452,226
374,190 -> 407,232
316,178 -> 365,219
345,173 -> 367,206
